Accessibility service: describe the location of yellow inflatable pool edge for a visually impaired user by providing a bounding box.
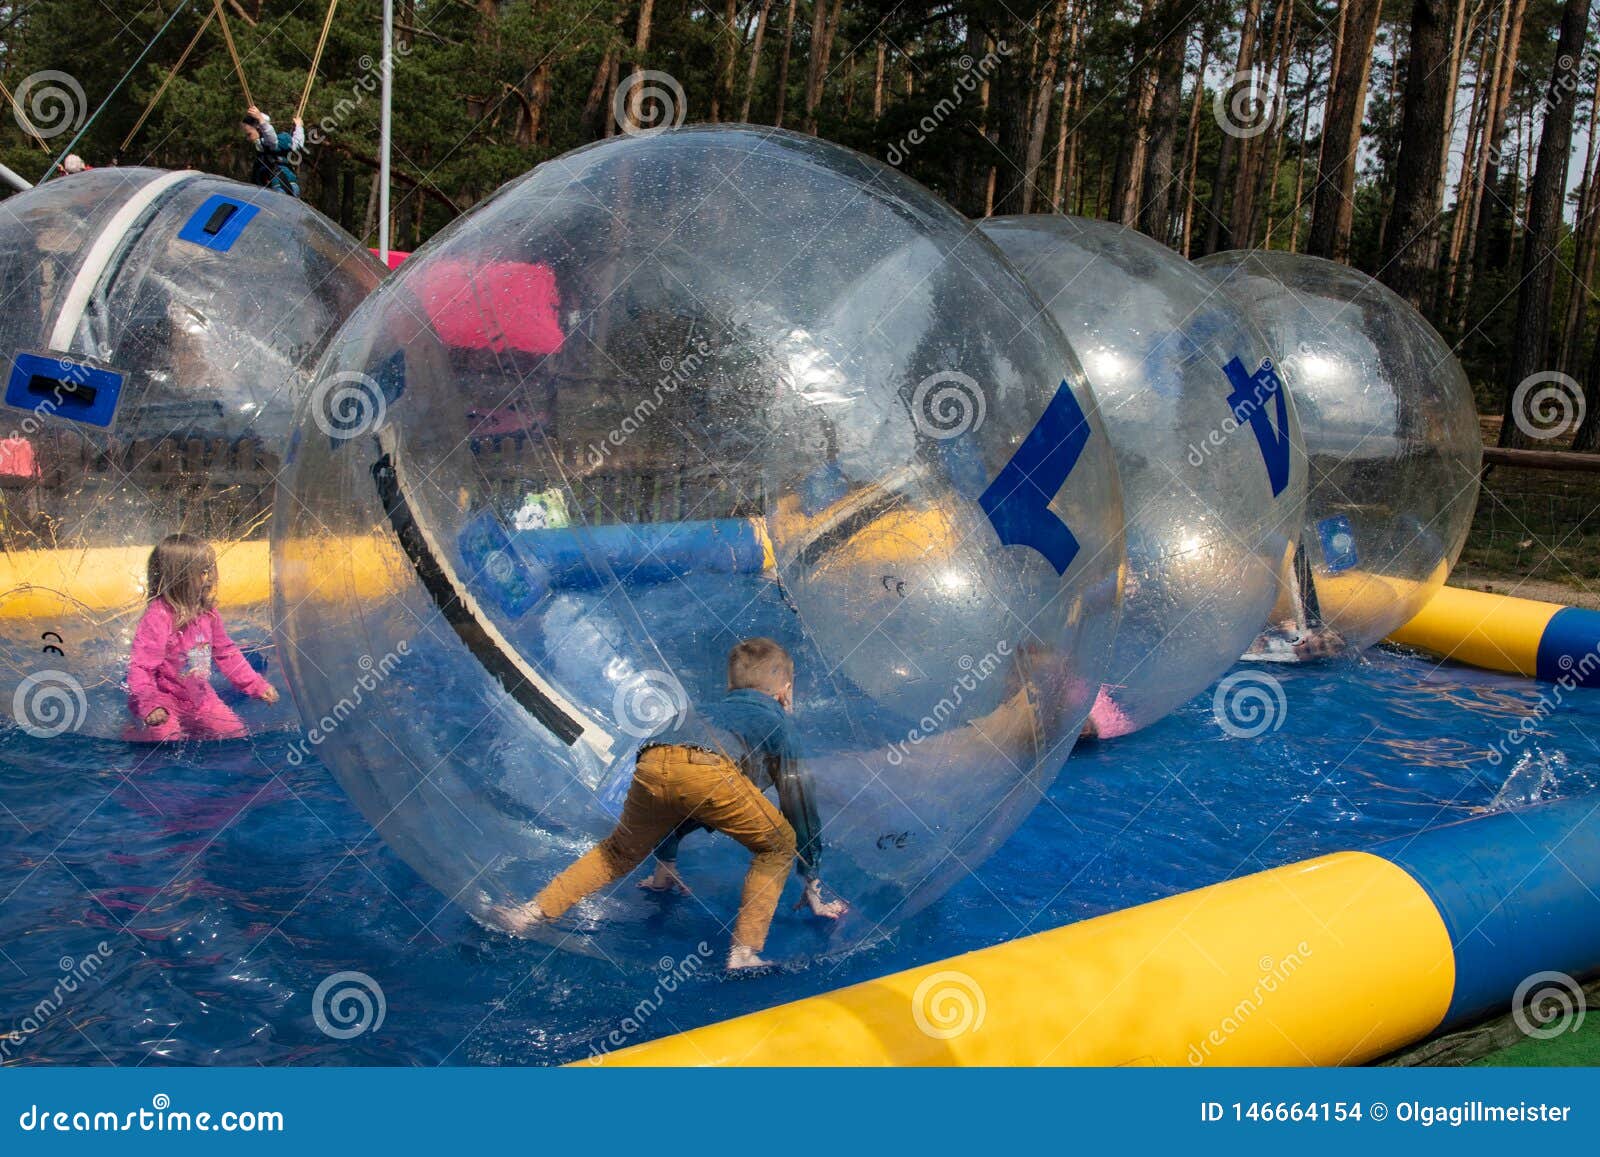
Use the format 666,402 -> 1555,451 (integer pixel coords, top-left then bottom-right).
1385,584 -> 1561,678
0,538 -> 406,621
593,584 -> 1600,1069
587,851 -> 1453,1067
0,541 -> 275,621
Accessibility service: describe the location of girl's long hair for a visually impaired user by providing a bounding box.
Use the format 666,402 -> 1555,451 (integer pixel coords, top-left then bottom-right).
147,533 -> 217,629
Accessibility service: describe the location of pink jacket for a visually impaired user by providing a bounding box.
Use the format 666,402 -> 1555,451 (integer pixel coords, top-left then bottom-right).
127,598 -> 270,719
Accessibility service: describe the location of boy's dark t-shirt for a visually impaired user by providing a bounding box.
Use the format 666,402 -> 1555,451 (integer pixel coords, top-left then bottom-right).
650,687 -> 822,880
250,130 -> 300,196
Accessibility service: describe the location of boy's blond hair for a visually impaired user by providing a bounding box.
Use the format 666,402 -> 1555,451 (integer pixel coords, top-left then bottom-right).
728,638 -> 793,696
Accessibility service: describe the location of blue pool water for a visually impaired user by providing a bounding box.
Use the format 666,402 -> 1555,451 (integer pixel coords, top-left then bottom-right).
2,646 -> 1596,1066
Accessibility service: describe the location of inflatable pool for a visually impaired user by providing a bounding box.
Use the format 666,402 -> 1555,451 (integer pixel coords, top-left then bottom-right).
590,586 -> 1600,1065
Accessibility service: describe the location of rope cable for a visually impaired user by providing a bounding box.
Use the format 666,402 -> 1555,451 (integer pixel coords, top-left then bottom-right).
213,0 -> 253,108
295,0 -> 341,122
0,76 -> 52,152
120,7 -> 217,154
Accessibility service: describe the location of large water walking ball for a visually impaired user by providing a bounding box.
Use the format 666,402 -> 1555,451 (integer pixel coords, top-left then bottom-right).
1197,251 -> 1481,656
0,167 -> 383,739
273,127 -> 1125,963
981,216 -> 1305,736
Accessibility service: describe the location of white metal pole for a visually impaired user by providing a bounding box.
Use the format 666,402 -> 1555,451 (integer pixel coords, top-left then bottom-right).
379,0 -> 393,262
0,162 -> 34,193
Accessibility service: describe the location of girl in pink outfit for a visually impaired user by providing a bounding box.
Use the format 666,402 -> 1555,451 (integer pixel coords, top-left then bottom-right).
125,534 -> 279,742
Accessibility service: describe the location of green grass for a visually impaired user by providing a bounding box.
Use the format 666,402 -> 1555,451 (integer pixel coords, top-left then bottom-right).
1471,1013 -> 1600,1067
1461,465 -> 1600,589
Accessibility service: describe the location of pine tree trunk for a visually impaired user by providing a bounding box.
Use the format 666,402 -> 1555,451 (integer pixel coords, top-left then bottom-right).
1307,0 -> 1383,260
1068,68 -> 1081,212
1067,67 -> 1084,212
1559,91 -> 1600,374
1203,0 -> 1264,253
1180,33 -> 1210,255
1051,9 -> 1081,212
1111,0 -> 1160,226
738,0 -> 773,122
1433,0 -> 1475,213
1499,0 -> 1590,449
872,39 -> 884,119
1451,0 -> 1511,315
803,1 -> 828,132
1464,0 -> 1528,291
1139,5 -> 1198,242
1442,24 -> 1493,312
1232,0 -> 1287,246
1380,0 -> 1456,308
1574,321 -> 1600,451
623,0 -> 657,131
1251,3 -> 1297,246
962,26 -> 995,215
710,0 -> 737,121
803,0 -> 844,134
1022,0 -> 1071,213
819,0 -> 844,82
1288,49 -> 1313,252
991,13 -> 1034,215
774,0 -> 797,127
582,47 -> 617,138
1051,73 -> 1071,210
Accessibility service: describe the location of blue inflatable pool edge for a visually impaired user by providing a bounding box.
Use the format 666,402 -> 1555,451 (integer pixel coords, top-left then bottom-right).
594,585 -> 1600,1067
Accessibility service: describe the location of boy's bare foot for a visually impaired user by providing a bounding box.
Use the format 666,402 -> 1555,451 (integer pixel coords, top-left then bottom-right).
726,944 -> 771,971
796,878 -> 848,919
637,860 -> 692,895
487,900 -> 547,937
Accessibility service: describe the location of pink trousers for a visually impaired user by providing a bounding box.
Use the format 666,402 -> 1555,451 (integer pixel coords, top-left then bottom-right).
123,692 -> 248,743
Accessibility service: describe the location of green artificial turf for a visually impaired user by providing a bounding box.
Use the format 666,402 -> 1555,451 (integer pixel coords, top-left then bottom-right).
1472,1012 -> 1600,1067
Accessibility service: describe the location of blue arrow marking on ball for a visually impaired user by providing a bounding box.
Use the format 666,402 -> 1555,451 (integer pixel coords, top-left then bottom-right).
978,378 -> 1089,576
1223,355 -> 1293,497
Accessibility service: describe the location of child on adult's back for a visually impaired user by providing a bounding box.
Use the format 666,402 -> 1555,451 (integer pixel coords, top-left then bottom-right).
125,533 -> 279,742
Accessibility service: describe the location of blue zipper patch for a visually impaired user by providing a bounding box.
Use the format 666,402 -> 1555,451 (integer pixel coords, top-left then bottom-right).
177,194 -> 262,252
